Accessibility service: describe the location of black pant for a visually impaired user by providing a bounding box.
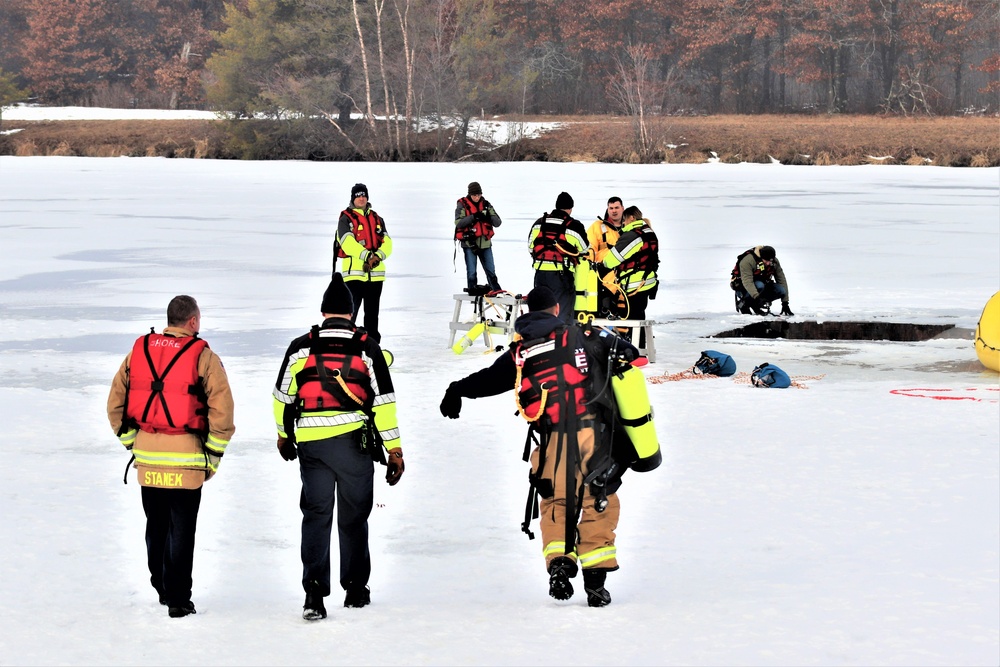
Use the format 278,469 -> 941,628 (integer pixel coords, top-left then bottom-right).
347,280 -> 383,343
534,270 -> 575,325
298,434 -> 374,597
141,486 -> 202,607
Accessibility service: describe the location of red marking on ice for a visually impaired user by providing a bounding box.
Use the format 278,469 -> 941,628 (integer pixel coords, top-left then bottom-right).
890,387 -> 1000,402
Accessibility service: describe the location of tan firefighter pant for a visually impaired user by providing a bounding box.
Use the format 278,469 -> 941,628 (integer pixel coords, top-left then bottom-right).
530,422 -> 620,571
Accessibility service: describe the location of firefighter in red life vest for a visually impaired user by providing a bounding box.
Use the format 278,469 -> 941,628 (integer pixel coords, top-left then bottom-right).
107,295 -> 235,618
334,183 -> 393,342
602,205 -> 660,349
528,191 -> 590,324
439,286 -> 661,607
454,181 -> 503,295
273,273 -> 403,621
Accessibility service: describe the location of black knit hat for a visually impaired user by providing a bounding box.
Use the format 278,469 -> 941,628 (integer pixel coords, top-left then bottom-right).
351,183 -> 368,200
759,245 -> 776,261
527,286 -> 558,312
467,181 -> 482,196
555,191 -> 574,210
322,273 -> 355,314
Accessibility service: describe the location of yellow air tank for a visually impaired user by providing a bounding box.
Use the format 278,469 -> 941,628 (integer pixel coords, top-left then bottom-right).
574,260 -> 599,315
452,322 -> 486,355
975,291 -> 1000,372
610,365 -> 661,471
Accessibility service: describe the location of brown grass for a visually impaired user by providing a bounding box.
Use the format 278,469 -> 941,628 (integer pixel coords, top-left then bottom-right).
1,114 -> 997,165
525,114 -> 1000,166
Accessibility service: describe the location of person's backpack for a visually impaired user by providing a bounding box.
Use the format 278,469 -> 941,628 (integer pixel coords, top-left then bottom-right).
692,350 -> 737,377
750,363 -> 791,388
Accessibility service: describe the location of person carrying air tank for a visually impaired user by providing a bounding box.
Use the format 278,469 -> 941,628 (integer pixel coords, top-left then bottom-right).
439,286 -> 660,607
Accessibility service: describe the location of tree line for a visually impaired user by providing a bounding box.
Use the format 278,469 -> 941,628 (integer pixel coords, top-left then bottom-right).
1,0 -> 997,158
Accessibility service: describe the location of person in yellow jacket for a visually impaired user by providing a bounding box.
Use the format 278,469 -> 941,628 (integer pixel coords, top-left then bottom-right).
586,196 -> 626,314
273,274 -> 404,621
107,295 -> 235,618
334,183 -> 393,342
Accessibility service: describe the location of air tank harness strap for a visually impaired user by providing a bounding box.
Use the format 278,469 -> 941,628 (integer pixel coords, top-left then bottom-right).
139,332 -> 203,429
122,452 -> 135,485
521,425 -> 547,540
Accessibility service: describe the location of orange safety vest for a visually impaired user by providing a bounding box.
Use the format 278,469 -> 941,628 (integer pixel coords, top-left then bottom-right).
126,333 -> 208,437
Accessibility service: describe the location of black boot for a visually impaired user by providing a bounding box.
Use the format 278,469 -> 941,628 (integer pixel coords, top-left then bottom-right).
168,601 -> 197,618
344,586 -> 371,608
548,556 -> 578,601
583,569 -> 612,608
303,581 -> 327,621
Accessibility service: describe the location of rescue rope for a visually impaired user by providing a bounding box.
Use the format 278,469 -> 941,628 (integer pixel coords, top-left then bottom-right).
648,369 -> 825,388
330,369 -> 365,405
514,364 -> 549,422
730,371 -> 826,389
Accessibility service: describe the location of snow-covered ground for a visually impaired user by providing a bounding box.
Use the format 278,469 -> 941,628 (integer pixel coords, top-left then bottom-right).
0,156 -> 997,666
1,104 -> 562,145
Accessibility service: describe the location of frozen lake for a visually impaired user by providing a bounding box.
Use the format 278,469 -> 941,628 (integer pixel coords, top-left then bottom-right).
0,156 -> 997,666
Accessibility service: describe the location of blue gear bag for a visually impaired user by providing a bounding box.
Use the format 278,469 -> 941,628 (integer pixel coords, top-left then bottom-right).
692,350 -> 737,377
750,363 -> 791,388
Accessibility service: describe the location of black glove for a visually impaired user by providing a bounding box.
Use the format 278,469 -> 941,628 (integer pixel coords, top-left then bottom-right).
277,435 -> 297,461
473,210 -> 490,223
780,303 -> 794,316
440,385 -> 462,419
748,296 -> 766,316
385,448 -> 404,485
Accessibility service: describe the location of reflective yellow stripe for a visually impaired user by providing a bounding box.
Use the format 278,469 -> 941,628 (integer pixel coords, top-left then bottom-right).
205,434 -> 228,454
543,541 -> 577,559
119,429 -> 138,446
133,449 -> 208,468
578,546 -> 616,567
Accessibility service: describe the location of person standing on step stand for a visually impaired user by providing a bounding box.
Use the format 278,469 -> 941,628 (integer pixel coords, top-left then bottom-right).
273,274 -> 404,621
730,245 -> 793,316
334,183 -> 393,342
602,205 -> 659,351
439,286 -> 661,607
455,181 -> 503,296
528,192 -> 589,325
107,295 -> 235,618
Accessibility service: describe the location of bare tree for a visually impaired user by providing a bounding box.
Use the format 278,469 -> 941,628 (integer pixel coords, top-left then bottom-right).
608,45 -> 672,162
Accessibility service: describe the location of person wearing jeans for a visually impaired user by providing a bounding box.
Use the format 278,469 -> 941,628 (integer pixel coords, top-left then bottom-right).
454,181 -> 503,294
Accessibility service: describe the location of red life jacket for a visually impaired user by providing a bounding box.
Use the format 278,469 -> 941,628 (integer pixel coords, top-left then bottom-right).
455,197 -> 495,242
531,214 -> 580,267
730,248 -> 774,289
618,222 -> 659,274
337,208 -> 387,258
127,333 -> 208,437
295,325 -> 374,412
514,327 -> 591,425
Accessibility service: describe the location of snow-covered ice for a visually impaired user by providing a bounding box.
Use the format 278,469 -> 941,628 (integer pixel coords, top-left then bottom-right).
0,156 -> 997,666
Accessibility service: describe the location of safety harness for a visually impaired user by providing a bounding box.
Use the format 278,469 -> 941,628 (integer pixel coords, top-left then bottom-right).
455,197 -> 495,243
617,222 -> 660,277
531,214 -> 581,270
514,326 -> 592,553
730,248 -> 774,290
336,207 -> 387,258
120,329 -> 209,483
287,325 -> 386,464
